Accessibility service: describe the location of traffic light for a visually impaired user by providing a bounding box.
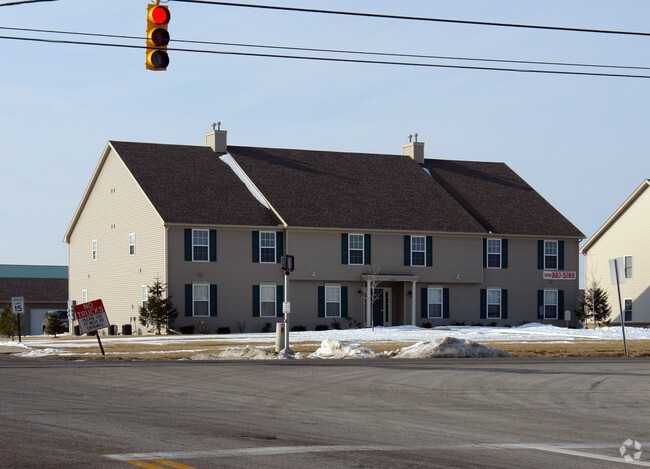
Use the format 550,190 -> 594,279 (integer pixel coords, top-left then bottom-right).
146,3 -> 171,70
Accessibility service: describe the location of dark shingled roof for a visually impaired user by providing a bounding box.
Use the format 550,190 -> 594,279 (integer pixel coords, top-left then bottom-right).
227,146 -> 486,232
422,159 -> 584,237
110,141 -> 280,227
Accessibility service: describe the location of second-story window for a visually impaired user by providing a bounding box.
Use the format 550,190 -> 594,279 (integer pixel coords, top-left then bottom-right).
92,240 -> 98,261
193,229 -> 209,262
487,239 -> 501,268
260,232 -> 276,263
544,240 -> 558,270
129,233 -> 136,256
348,234 -> 364,265
411,236 -> 426,266
624,256 -> 633,279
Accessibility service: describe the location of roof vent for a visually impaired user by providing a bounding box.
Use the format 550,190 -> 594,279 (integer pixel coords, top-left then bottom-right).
206,121 -> 227,155
402,133 -> 424,164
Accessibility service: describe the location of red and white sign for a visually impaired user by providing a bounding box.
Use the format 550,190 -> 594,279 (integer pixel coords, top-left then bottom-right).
74,299 -> 110,334
543,271 -> 576,280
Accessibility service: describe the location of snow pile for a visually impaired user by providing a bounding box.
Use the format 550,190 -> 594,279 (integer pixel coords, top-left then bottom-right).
0,341 -> 29,349
391,337 -> 512,359
191,345 -> 306,360
14,347 -> 65,358
309,339 -> 379,359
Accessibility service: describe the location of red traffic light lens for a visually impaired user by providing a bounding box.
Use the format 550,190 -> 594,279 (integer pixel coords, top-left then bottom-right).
149,6 -> 171,25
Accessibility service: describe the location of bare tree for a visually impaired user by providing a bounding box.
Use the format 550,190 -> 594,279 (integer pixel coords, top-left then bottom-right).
360,265 -> 383,330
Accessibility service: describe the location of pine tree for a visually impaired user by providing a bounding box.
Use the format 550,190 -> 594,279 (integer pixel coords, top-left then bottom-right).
139,277 -> 178,334
577,280 -> 612,326
44,311 -> 65,337
0,305 -> 17,339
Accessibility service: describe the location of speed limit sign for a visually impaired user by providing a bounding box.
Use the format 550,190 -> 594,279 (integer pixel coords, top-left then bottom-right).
11,297 -> 25,314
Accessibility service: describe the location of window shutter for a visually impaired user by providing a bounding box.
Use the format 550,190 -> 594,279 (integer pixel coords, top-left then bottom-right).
480,289 -> 487,319
558,290 -> 565,320
318,286 -> 325,317
537,240 -> 544,269
364,234 -> 371,265
537,290 -> 544,319
252,285 -> 260,317
341,234 -> 348,265
185,284 -> 192,316
558,241 -> 564,270
209,230 -> 217,262
341,286 -> 348,317
482,238 -> 487,268
502,239 -> 508,269
426,236 -> 433,267
276,285 -> 284,317
276,232 -> 284,263
210,284 -> 217,317
501,289 -> 508,319
421,288 -> 427,318
252,231 -> 259,263
184,229 -> 192,262
443,288 -> 450,319
404,236 -> 411,266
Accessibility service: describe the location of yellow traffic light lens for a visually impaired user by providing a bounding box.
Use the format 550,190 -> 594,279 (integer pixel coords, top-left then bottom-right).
148,27 -> 170,47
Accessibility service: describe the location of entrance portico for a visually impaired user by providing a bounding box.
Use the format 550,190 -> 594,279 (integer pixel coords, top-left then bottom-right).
361,274 -> 419,327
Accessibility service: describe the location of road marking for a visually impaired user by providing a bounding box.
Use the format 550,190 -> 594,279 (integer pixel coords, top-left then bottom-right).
496,443 -> 650,467
123,460 -> 197,469
150,459 -> 198,469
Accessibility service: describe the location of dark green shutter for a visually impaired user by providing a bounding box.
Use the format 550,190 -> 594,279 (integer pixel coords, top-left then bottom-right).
502,239 -> 508,269
421,288 -> 427,318
482,238 -> 487,268
276,285 -> 284,317
276,232 -> 284,263
341,286 -> 348,317
185,284 -> 192,316
404,236 -> 411,266
443,288 -> 450,319
537,240 -> 544,269
426,236 -> 433,267
318,286 -> 325,317
252,285 -> 260,317
558,290 -> 565,320
538,290 -> 544,319
501,289 -> 508,319
480,289 -> 487,319
364,234 -> 371,265
558,241 -> 565,270
184,229 -> 192,261
341,234 -> 348,265
252,231 -> 260,263
210,284 -> 217,317
209,230 -> 217,262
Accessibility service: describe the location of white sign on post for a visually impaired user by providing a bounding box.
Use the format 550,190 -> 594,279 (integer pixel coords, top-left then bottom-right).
74,299 -> 110,334
609,257 -> 626,285
11,297 -> 25,314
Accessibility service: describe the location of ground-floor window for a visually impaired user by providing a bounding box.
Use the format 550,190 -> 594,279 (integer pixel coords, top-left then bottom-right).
193,284 -> 209,316
428,287 -> 443,318
260,285 -> 277,317
624,299 -> 633,322
487,289 -> 502,319
544,290 -> 558,319
325,286 -> 341,317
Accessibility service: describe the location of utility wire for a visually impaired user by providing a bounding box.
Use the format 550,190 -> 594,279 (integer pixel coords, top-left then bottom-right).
2,26 -> 650,72
2,34 -> 650,79
170,0 -> 650,38
0,0 -> 57,6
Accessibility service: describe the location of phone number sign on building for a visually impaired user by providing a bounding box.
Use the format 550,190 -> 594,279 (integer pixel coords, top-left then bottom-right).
74,299 -> 110,334
543,271 -> 577,280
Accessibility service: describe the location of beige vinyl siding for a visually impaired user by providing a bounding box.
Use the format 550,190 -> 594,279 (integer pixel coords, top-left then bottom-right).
584,187 -> 650,324
68,148 -> 165,331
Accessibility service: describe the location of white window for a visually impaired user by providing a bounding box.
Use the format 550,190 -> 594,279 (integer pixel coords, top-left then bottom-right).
411,236 -> 426,267
192,229 -> 209,262
544,241 -> 558,270
348,234 -> 364,265
82,289 -> 88,303
193,284 -> 209,316
141,285 -> 148,309
325,286 -> 341,317
427,287 -> 443,318
92,239 -> 98,261
487,239 -> 501,268
260,232 -> 276,263
544,290 -> 558,320
487,289 -> 501,319
624,256 -> 633,279
260,285 -> 276,317
129,233 -> 136,256
624,299 -> 633,322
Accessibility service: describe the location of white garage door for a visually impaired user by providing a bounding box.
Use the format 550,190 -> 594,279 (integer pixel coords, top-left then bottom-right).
30,308 -> 50,336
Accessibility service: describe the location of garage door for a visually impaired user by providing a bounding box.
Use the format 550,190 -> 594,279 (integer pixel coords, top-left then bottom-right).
30,308 -> 50,336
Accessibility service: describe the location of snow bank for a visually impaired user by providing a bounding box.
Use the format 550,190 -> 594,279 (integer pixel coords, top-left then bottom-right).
309,339 -> 379,359
191,345 -> 306,360
390,337 -> 512,359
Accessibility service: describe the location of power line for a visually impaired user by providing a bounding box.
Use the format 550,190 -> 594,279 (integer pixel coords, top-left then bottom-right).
0,0 -> 57,6
170,0 -> 650,38
3,26 -> 650,72
2,34 -> 650,79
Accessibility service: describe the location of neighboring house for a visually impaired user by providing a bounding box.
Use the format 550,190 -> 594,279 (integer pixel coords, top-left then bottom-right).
581,179 -> 650,326
0,264 -> 68,335
64,127 -> 584,334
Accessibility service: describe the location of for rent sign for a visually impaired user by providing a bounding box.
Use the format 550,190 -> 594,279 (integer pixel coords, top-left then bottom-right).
74,299 -> 110,334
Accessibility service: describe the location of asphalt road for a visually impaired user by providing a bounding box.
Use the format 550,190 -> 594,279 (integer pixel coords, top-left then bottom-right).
0,356 -> 648,468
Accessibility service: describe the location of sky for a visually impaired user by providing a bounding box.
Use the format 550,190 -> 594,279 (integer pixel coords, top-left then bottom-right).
1,0 -> 649,288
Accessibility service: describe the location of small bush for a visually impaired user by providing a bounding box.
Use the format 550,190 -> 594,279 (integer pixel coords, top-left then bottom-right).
179,325 -> 194,334
331,320 -> 342,330
236,321 -> 246,333
261,322 -> 272,333
487,322 -> 498,327
471,322 -> 483,327
451,321 -> 465,326
291,325 -> 306,332
421,322 -> 432,329
196,321 -> 210,334
345,316 -> 364,328
315,324 -> 328,331
217,326 -> 231,334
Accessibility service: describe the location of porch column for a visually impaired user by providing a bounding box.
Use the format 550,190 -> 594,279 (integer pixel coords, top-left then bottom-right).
411,280 -> 417,325
366,278 -> 372,327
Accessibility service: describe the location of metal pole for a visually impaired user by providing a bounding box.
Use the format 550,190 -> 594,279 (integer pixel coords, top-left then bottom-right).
95,332 -> 105,356
17,314 -> 21,343
613,259 -> 628,358
284,271 -> 289,351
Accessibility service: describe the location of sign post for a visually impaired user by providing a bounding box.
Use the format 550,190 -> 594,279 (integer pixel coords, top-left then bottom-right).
74,299 -> 110,356
11,297 -> 24,343
609,258 -> 628,358
281,255 -> 294,354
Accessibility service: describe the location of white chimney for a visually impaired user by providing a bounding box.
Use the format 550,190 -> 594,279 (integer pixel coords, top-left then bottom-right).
205,122 -> 227,155
402,133 -> 424,164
